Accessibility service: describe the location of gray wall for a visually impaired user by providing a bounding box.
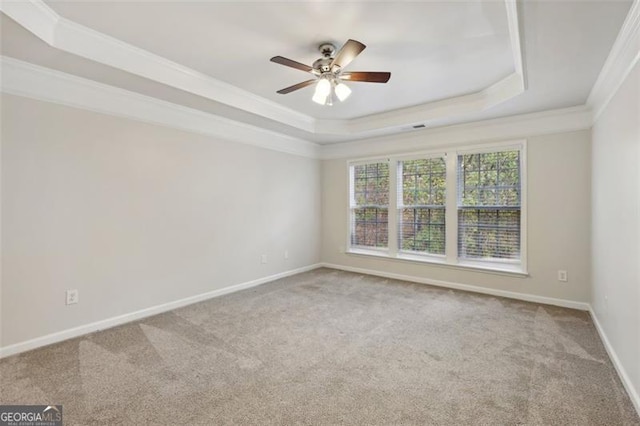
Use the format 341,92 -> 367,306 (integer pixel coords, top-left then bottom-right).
1,94 -> 321,347
322,130 -> 592,303
591,62 -> 640,406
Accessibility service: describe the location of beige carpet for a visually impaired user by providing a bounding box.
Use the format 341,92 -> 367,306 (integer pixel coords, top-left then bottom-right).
1,268 -> 638,425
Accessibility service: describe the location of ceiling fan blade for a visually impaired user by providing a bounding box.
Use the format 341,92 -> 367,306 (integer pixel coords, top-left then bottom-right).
341,71 -> 391,83
276,79 -> 317,94
331,39 -> 366,71
270,56 -> 313,73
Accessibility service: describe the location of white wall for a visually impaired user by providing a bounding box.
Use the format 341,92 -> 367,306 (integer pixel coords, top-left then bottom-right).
0,61 -> 636,417
322,130 -> 592,304
591,61 -> 640,408
1,94 -> 321,348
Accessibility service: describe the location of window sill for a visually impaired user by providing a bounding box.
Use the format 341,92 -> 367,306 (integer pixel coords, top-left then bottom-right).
346,248 -> 529,278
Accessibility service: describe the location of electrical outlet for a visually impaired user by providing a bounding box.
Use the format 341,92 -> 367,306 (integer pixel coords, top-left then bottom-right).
284,250 -> 289,259
261,254 -> 267,264
66,289 -> 79,305
557,270 -> 568,282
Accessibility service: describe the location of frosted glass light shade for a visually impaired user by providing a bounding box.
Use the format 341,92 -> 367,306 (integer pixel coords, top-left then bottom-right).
335,82 -> 352,101
315,78 -> 331,97
312,91 -> 328,105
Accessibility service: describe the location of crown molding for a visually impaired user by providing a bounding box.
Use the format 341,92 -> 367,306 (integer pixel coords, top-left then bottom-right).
0,0 -> 315,132
0,0 -> 58,44
319,106 -> 593,160
318,71 -> 525,137
506,0 -> 527,90
1,0 -> 526,137
587,0 -> 640,121
1,56 -> 593,163
0,56 -> 320,159
1,56 -> 594,161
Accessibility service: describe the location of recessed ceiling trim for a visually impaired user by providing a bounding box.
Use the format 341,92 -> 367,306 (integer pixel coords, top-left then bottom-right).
320,106 -> 593,160
317,71 -> 525,137
0,0 -> 58,44
1,55 -> 595,163
0,56 -> 320,159
0,0 -> 315,132
506,0 -> 527,89
587,0 -> 639,120
1,0 -> 527,138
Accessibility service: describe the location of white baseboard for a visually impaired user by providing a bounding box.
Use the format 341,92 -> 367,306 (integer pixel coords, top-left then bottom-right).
320,263 -> 590,311
0,263 -> 323,359
4,262 -> 637,418
589,307 -> 640,417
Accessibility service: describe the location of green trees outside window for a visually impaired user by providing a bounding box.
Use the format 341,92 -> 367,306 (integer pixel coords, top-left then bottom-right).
348,144 -> 523,270
351,162 -> 389,248
398,158 -> 446,255
457,151 -> 521,260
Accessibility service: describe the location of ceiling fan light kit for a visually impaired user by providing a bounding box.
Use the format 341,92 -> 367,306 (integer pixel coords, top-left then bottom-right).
313,76 -> 333,105
334,81 -> 352,102
311,74 -> 352,105
270,39 -> 391,106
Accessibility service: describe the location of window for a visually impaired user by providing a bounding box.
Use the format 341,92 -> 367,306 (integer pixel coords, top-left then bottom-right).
398,157 -> 446,256
347,142 -> 526,274
350,162 -> 389,249
457,150 -> 521,262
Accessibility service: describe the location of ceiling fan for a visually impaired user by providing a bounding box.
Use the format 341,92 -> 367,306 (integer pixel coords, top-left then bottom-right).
270,39 -> 391,106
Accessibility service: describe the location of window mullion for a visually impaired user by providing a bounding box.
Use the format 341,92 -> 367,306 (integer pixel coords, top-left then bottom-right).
388,159 -> 398,257
445,152 -> 458,264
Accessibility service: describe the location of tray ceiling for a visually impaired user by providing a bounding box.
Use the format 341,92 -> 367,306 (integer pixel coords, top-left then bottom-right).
0,0 -> 633,144
43,1 -> 515,120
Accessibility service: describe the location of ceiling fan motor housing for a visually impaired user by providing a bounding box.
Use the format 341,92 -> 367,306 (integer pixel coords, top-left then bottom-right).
314,43 -> 337,74
312,57 -> 334,74
318,43 -> 336,58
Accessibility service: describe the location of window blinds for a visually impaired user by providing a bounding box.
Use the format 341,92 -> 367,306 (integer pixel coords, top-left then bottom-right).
397,158 -> 446,255
457,150 -> 521,260
351,162 -> 389,248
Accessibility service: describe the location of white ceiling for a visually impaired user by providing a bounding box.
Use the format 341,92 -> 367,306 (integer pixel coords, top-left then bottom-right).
42,0 -> 514,120
0,0 -> 633,144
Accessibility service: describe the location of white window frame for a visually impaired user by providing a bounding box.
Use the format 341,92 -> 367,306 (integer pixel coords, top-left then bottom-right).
396,152 -> 447,263
346,140 -> 527,275
348,158 -> 391,253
